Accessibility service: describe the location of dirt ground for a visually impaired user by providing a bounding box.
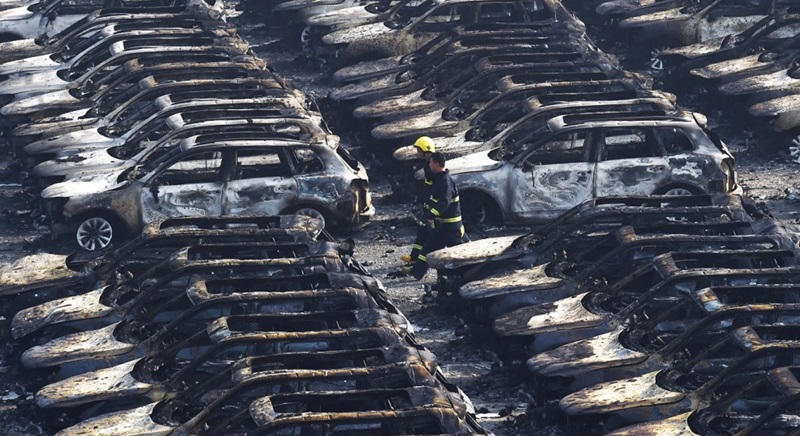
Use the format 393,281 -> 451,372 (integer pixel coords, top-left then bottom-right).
0,6 -> 799,436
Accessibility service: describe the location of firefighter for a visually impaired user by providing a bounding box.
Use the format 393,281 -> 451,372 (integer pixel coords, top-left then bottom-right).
405,152 -> 468,280
401,136 -> 436,264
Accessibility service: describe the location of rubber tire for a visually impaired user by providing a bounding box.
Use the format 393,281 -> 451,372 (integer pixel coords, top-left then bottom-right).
461,191 -> 500,229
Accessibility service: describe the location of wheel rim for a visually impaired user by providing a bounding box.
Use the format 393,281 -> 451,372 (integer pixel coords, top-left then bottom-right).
295,208 -> 326,228
790,134 -> 800,164
664,187 -> 694,196
76,217 -> 113,251
462,200 -> 486,226
300,26 -> 314,54
650,48 -> 665,71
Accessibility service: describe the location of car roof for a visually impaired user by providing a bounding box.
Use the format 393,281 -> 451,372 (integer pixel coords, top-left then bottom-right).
180,133 -> 324,152
547,110 -> 696,130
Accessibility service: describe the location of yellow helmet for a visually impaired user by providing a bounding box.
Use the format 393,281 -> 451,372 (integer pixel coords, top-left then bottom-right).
414,136 -> 435,153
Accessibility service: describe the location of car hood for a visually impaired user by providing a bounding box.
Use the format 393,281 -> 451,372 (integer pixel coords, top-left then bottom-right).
659,37 -> 727,60
393,133 -> 482,162
750,93 -> 800,120
40,168 -> 128,199
24,128 -> 111,155
322,22 -> 393,45
0,52 -> 60,75
0,253 -> 76,294
332,55 -> 403,83
0,69 -> 66,97
2,88 -> 80,115
718,69 -> 795,96
606,412 -> 698,436
306,5 -> 377,27
48,402 -> 172,436
0,0 -> 37,12
13,114 -> 99,137
426,235 -> 524,270
22,321 -> 134,368
328,73 -> 396,101
492,292 -> 606,335
690,53 -> 766,79
596,0 -> 658,16
0,36 -> 42,63
447,149 -> 503,175
274,0 -> 344,11
559,370 -> 684,415
618,7 -> 686,28
371,109 -> 453,140
32,148 -> 129,178
526,329 -> 648,377
35,358 -> 151,409
0,4 -> 35,21
459,262 -> 563,300
352,88 -> 431,119
12,287 -> 113,339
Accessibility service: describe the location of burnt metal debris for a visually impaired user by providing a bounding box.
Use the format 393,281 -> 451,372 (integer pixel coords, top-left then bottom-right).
0,0 -> 798,434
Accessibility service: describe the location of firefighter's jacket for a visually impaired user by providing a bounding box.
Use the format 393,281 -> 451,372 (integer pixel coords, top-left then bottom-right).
422,169 -> 461,224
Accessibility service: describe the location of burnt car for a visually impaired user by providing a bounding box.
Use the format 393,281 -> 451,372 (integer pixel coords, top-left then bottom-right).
460,228 -> 789,317
0,23 -> 236,77
24,110 -> 321,162
690,31 -> 800,81
495,250 -> 799,353
426,194 -> 764,294
0,36 -> 249,100
608,366 -> 800,435
446,111 -> 739,225
11,71 -> 289,138
528,284 -> 800,391
22,309 -> 411,373
351,51 -> 621,121
24,96 -> 312,164
390,94 -> 676,161
0,214 -> 325,302
36,342 -> 441,407
0,12 -> 225,64
41,137 -> 373,250
656,13 -> 800,74
367,53 -> 628,140
11,244 -> 371,341
319,0 -> 574,61
560,325 -> 800,425
617,0 -> 798,45
58,387 -> 484,435
0,0 -> 222,41
330,21 -> 584,84
331,41 -> 592,104
716,52 -> 800,96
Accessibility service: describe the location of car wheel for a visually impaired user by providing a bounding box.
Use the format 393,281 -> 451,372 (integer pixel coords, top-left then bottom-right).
75,216 -> 116,252
294,207 -> 327,229
301,26 -> 325,55
460,192 -> 500,229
